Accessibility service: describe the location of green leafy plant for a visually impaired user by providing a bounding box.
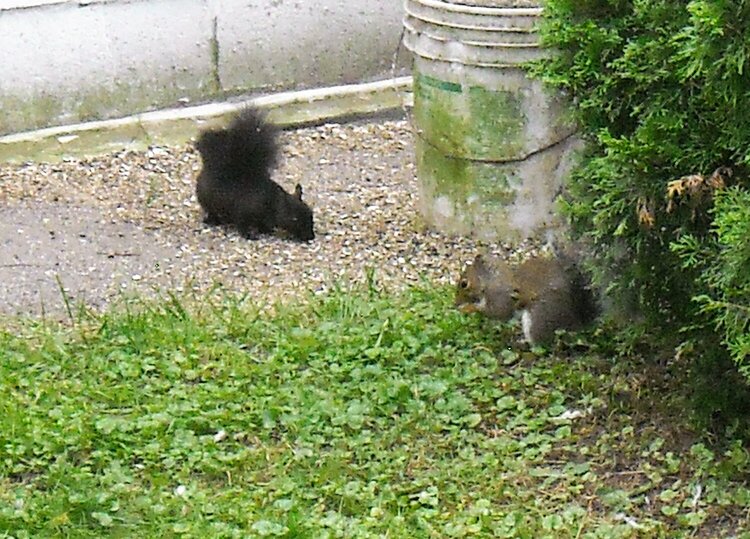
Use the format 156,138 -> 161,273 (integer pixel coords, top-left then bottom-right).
532,0 -> 750,422
1,283 -> 749,537
673,187 -> 750,375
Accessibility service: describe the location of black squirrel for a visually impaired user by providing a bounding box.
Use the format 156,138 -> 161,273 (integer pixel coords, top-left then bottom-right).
195,107 -> 315,242
455,253 -> 599,345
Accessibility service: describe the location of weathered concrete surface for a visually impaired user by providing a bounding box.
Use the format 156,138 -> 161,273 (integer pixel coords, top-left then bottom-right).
0,0 -> 215,135
415,133 -> 582,241
0,0 -> 407,136
0,78 -> 413,163
404,0 -> 575,242
217,1 -> 404,90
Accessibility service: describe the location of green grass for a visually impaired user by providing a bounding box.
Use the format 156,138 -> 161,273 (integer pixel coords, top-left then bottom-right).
1,281 -> 748,538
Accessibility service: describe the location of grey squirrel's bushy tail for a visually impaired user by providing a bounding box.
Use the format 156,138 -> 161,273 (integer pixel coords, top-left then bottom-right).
195,107 -> 279,184
545,236 -> 601,324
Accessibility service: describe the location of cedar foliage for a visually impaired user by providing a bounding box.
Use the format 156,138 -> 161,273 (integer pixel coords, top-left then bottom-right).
533,0 -> 750,431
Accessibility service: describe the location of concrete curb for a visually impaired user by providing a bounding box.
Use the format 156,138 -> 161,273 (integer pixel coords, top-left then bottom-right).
0,77 -> 413,163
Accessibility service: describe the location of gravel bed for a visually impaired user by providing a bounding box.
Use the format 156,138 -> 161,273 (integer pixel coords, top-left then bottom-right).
0,119 -> 528,317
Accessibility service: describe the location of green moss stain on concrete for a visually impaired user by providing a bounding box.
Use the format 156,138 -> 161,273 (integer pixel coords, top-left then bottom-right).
0,82 -> 411,163
467,84 -> 525,160
0,93 -> 65,137
411,62 -> 576,241
74,78 -> 214,125
413,72 -> 525,161
1,75 -> 216,138
415,136 -> 519,239
412,69 -> 529,240
417,139 -> 514,203
74,85 -> 147,125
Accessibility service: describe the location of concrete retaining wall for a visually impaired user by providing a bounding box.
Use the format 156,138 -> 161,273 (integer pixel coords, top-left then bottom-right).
0,0 -> 407,136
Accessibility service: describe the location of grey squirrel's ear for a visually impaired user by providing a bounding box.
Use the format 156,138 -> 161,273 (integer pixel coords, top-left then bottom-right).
294,184 -> 303,200
472,254 -> 485,269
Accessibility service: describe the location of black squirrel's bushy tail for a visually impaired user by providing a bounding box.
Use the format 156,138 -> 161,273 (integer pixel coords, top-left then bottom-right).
195,107 -> 279,184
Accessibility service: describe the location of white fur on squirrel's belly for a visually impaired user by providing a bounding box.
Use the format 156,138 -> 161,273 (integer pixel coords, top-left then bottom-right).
521,309 -> 533,343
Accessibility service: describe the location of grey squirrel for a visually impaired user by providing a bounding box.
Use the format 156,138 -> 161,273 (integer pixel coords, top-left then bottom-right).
455,253 -> 598,345
195,107 -> 315,242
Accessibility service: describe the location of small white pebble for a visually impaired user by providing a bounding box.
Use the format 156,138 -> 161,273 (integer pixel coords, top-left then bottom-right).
557,409 -> 585,420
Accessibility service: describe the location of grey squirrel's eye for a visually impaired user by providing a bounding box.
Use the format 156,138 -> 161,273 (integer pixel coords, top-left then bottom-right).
459,279 -> 469,289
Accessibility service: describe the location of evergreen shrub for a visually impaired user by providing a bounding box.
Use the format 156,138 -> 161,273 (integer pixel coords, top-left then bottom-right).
533,0 -> 750,423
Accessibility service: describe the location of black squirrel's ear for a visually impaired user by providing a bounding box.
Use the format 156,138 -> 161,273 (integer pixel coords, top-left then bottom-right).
294,184 -> 303,200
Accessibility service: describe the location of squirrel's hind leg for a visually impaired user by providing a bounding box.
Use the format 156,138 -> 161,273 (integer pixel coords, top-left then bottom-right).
236,214 -> 273,240
203,212 -> 224,226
